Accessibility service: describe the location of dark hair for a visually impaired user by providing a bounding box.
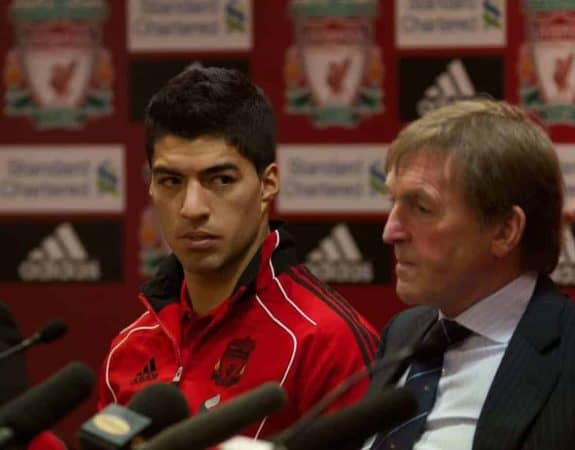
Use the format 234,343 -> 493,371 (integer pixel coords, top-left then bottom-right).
386,99 -> 564,274
144,65 -> 276,175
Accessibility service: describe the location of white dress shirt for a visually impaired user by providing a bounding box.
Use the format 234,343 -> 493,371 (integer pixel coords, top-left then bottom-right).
363,272 -> 537,450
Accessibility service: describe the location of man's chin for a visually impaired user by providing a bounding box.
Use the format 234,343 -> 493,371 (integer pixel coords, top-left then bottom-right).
396,284 -> 426,306
179,256 -> 221,275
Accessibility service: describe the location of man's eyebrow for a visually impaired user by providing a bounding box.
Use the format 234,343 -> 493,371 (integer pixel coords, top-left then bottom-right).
151,166 -> 182,177
151,162 -> 240,177
386,182 -> 436,200
200,163 -> 240,176
401,187 -> 437,203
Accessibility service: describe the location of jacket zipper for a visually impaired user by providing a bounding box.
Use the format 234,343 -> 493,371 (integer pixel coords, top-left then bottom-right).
138,293 -> 184,385
172,366 -> 184,383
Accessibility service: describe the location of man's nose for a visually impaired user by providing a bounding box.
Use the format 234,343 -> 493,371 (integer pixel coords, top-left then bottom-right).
180,181 -> 210,220
382,206 -> 408,244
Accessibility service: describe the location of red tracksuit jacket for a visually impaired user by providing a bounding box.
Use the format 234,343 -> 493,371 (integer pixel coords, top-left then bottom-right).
98,226 -> 378,438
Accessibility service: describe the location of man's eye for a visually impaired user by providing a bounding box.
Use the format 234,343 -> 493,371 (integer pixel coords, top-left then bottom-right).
213,175 -> 236,185
416,203 -> 431,214
158,176 -> 181,186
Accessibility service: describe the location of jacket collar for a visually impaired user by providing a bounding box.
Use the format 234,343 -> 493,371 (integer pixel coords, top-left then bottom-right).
472,274 -> 565,450
140,222 -> 297,313
371,275 -> 565,401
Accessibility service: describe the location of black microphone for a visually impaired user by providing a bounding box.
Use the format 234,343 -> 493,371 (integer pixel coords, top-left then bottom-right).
128,383 -> 190,440
272,387 -> 417,450
0,361 -> 94,447
270,339 -> 436,449
0,319 -> 68,362
137,382 -> 287,450
217,343 -> 433,449
77,382 -> 190,449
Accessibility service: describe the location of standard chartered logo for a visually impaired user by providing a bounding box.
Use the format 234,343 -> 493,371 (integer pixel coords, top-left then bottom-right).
483,0 -> 502,29
18,223 -> 101,282
97,160 -> 119,195
369,161 -> 387,195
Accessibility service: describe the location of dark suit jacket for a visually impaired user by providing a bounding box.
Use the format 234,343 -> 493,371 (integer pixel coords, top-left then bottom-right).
0,301 -> 28,406
371,275 -> 575,450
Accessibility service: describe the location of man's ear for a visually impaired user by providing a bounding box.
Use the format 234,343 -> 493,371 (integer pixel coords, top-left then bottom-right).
491,206 -> 526,258
260,163 -> 279,212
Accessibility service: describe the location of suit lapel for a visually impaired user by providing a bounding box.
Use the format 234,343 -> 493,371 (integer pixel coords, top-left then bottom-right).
473,277 -> 564,450
370,307 -> 437,392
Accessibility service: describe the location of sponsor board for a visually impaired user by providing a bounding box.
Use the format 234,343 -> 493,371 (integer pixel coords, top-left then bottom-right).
519,1 -> 575,125
399,56 -> 503,121
396,0 -> 506,48
0,146 -> 124,213
555,144 -> 575,213
139,202 -> 171,278
284,0 -> 384,128
276,145 -> 389,213
519,143 -> 575,286
129,59 -> 249,122
138,162 -> 171,278
0,221 -> 123,282
551,223 -> 575,286
286,222 -> 391,284
128,0 -> 252,52
4,0 -> 114,129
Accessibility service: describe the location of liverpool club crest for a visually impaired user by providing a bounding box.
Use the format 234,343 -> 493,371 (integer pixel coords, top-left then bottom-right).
285,0 -> 383,128
520,0 -> 575,124
4,0 -> 114,129
212,337 -> 256,387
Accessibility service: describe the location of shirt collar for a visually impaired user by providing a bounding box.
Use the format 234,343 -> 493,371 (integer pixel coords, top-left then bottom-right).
440,272 -> 537,344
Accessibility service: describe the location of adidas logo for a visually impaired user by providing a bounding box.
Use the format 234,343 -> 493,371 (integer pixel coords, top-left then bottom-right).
305,223 -> 373,283
416,59 -> 476,117
551,226 -> 575,286
131,358 -> 159,385
17,222 -> 101,282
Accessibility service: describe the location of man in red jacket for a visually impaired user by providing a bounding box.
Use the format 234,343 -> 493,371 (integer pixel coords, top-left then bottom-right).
98,66 -> 378,439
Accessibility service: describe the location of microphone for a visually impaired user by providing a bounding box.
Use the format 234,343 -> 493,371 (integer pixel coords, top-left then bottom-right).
272,387 -> 417,450
77,382 -> 189,449
128,383 -> 190,440
214,342 -> 431,450
137,382 -> 287,450
0,361 -> 95,447
271,339 -> 436,448
0,319 -> 68,362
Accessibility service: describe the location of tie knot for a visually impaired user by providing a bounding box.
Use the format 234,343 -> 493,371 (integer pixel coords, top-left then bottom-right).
423,319 -> 471,355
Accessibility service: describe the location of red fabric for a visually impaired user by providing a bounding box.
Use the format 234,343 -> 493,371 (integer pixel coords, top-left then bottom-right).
97,228 -> 378,438
28,431 -> 67,450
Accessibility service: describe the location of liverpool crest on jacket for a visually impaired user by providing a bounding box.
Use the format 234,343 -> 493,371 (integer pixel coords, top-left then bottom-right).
212,337 -> 256,387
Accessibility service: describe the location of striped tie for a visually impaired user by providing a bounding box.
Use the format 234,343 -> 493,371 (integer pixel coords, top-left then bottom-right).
370,319 -> 471,450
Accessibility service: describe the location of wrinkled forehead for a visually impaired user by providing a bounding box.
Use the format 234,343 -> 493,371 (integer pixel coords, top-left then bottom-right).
388,147 -> 460,182
388,148 -> 473,205
386,148 -> 479,216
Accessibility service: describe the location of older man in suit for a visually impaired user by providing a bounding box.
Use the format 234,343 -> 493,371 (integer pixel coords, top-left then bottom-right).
368,99 -> 575,450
